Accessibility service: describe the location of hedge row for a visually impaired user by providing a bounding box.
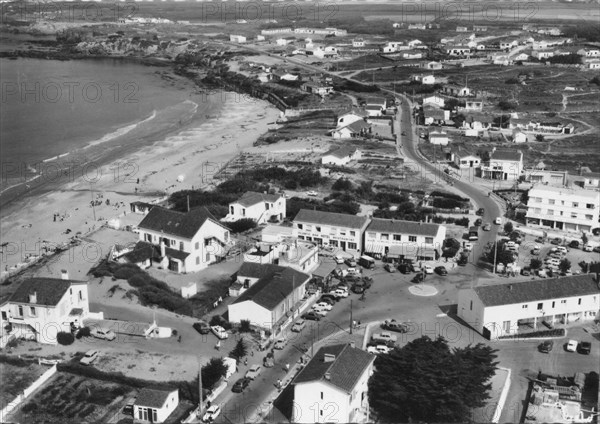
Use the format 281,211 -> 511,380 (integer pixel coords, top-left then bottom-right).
497,328 -> 565,340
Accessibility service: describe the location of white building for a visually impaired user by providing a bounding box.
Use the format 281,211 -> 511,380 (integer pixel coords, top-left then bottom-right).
137,206 -> 230,273
330,120 -> 371,139
577,48 -> 600,57
457,274 -> 600,339
292,343 -> 375,423
453,151 -> 481,169
481,149 -> 523,181
512,129 -> 528,144
364,218 -> 446,261
134,388 -> 179,423
429,130 -> 450,146
293,209 -> 369,256
278,240 -> 320,274
224,191 -> 286,224
422,95 -> 445,108
228,264 -> 310,331
321,146 -> 362,166
336,109 -> 368,127
412,74 -> 435,85
352,38 -> 365,47
532,49 -> 554,60
526,185 -> 600,233
229,34 -> 247,43
1,275 -> 90,345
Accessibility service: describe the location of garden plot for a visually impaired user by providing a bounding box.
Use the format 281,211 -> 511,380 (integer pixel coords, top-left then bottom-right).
0,361 -> 48,408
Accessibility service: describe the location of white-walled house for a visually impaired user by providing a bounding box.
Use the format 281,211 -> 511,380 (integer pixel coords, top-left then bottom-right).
457,274 -> 600,339
228,264 -> 310,330
412,74 -> 435,85
526,185 -> 600,233
336,109 -> 368,127
321,146 -> 362,166
134,388 -> 179,423
3,276 -> 90,345
137,206 -> 230,273
512,129 -> 528,143
224,191 -> 286,224
481,149 -> 523,180
292,343 -> 375,423
330,120 -> 371,139
364,218 -> 446,261
422,95 -> 445,108
293,209 -> 369,255
229,34 -> 247,43
453,151 -> 481,169
429,130 -> 450,145
278,240 -> 320,274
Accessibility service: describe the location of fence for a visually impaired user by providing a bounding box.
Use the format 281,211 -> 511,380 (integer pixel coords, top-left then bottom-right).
0,364 -> 58,421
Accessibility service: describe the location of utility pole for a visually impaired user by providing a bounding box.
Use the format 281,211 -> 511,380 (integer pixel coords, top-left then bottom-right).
187,195 -> 190,213
90,182 -> 96,222
350,299 -> 353,334
493,240 -> 497,275
197,356 -> 203,418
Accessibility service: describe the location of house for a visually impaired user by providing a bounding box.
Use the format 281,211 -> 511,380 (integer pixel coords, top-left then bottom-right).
365,97 -> 387,110
269,69 -> 298,81
407,39 -> 423,48
512,129 -> 528,143
276,37 -> 295,46
532,50 -> 554,60
423,107 -> 450,126
321,146 -> 362,166
523,168 -> 568,186
408,23 -> 426,30
577,48 -> 600,57
228,264 -> 310,330
336,108 -> 368,127
570,170 -> 600,190
392,22 -> 403,28
463,113 -> 493,130
442,84 -> 471,97
429,130 -> 450,146
134,388 -> 179,423
499,39 -> 518,50
464,99 -> 483,111
293,209 -> 369,255
380,41 -> 403,53
3,274 -> 89,345
514,53 -> 529,62
137,206 -> 230,273
352,38 -> 365,47
526,185 -> 600,233
301,82 -> 333,96
223,191 -> 286,225
130,201 -> 155,215
364,218 -> 446,261
453,151 -> 481,169
401,50 -> 424,59
445,46 -> 471,56
292,342 -> 375,423
261,225 -> 294,244
481,149 -> 524,180
422,95 -> 445,108
330,120 -> 372,139
420,61 -> 443,70
261,28 -> 293,35
457,274 -> 600,340
412,74 -> 435,85
229,34 -> 247,43
456,26 -> 468,32
278,240 -> 320,274
585,60 -> 600,69
473,25 -> 488,32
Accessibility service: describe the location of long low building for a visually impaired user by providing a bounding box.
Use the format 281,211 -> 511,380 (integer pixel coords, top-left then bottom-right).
458,274 -> 600,339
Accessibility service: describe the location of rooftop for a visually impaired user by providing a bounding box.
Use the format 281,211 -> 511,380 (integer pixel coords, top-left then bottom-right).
472,274 -> 600,307
528,185 -> 599,199
294,209 -> 369,229
490,149 -> 523,162
293,343 -> 375,393
234,191 -> 283,207
135,388 -> 177,409
9,278 -> 86,306
138,206 -> 221,239
323,145 -> 360,159
367,218 -> 442,237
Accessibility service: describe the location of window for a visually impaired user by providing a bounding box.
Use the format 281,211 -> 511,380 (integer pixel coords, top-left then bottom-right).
561,300 -> 567,304
18,305 -> 23,316
145,233 -> 152,242
298,235 -> 304,240
230,206 -> 234,214
561,200 -> 565,205
180,242 -> 184,251
381,233 -> 389,241
578,298 -> 581,305
350,231 -> 356,237
315,226 -> 321,232
522,305 -> 528,309
30,307 -> 36,316
79,291 -> 83,301
195,242 -> 199,250
572,202 -> 579,208
196,257 -> 200,265
70,288 -> 73,295
242,208 -> 246,216
297,224 -> 303,230
537,303 -> 543,310
585,215 -> 593,220
367,232 -> 375,239
348,242 -> 357,250
330,240 -> 338,247
306,225 -> 312,231
204,239 -> 210,246
393,234 -> 401,241
266,203 -> 270,210
547,210 -> 554,215
152,409 -> 158,422
206,252 -> 210,262
320,392 -> 324,400
552,301 -> 555,308
425,237 -> 434,244
409,236 -> 417,242
548,199 -> 555,205
339,231 -> 346,236
571,213 -> 577,219
470,300 -> 473,310
586,203 -> 595,209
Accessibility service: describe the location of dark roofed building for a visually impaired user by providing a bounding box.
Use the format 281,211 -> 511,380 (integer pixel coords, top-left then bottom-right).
138,206 -> 217,240
9,278 -> 84,306
490,149 -> 523,162
294,209 -> 368,229
292,343 -> 375,423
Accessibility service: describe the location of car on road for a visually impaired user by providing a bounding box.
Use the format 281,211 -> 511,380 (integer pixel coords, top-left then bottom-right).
344,257 -> 357,267
474,218 -> 482,226
319,294 -> 338,304
423,265 -> 434,274
372,331 -> 398,344
384,263 -> 396,273
566,339 -> 578,352
274,339 -> 288,350
302,311 -> 321,321
313,307 -> 329,317
476,208 -> 485,216
203,405 -> 221,422
245,364 -> 262,380
550,238 -> 562,245
291,319 -> 306,332
312,302 -> 333,311
435,266 -> 448,276
306,190 -> 318,197
578,341 -> 591,354
193,321 -> 211,335
91,327 -> 116,341
483,223 -> 491,231
593,246 -> 600,253
494,217 -> 502,225
329,289 -> 348,298
583,244 -> 593,252
232,378 -> 251,393
211,325 -> 229,340
569,240 -> 580,249
538,340 -> 554,353
367,345 -> 391,355
398,263 -> 413,273
80,350 -> 99,366
333,255 -> 345,264
381,319 -> 409,333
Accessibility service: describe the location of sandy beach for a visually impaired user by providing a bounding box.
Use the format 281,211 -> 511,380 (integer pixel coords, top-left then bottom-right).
0,94 -> 281,275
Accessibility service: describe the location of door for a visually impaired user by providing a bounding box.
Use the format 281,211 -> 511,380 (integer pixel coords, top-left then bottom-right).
482,326 -> 491,340
340,241 -> 346,251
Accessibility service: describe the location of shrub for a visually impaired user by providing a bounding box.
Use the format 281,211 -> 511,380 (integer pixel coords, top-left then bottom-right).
210,314 -> 232,330
76,327 -> 91,339
57,332 -> 75,345
239,320 -> 252,333
227,218 -> 257,234
497,328 -> 565,339
503,221 -> 514,234
455,217 -> 470,227
21,402 -> 37,414
530,258 -> 542,270
332,178 -> 353,191
0,354 -> 30,367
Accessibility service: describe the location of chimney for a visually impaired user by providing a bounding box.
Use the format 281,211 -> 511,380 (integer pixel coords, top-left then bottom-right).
61,269 -> 69,280
160,240 -> 166,257
323,353 -> 336,363
29,292 -> 37,304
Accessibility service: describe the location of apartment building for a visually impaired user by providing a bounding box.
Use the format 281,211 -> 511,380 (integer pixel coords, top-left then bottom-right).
481,149 -> 523,181
526,185 -> 599,233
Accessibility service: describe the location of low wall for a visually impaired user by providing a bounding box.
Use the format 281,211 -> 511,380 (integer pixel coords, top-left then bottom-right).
0,364 -> 57,421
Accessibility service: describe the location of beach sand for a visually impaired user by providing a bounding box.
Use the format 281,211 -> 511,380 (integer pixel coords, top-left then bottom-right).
0,94 -> 281,275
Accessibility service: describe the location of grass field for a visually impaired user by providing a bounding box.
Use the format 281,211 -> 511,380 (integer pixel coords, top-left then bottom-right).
0,362 -> 48,408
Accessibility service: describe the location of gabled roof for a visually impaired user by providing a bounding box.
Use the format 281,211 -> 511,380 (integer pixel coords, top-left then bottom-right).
345,120 -> 371,133
293,343 -> 375,393
465,113 -> 493,123
135,388 -> 177,409
294,209 -> 369,229
138,206 -> 218,239
490,149 -> 523,162
121,241 -> 190,263
234,191 -> 282,207
337,106 -> 368,119
9,278 -> 86,306
472,274 -> 600,307
367,218 -> 442,237
323,145 -> 359,159
231,265 -> 310,310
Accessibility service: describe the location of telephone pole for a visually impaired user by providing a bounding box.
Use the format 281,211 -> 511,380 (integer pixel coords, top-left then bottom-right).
197,356 -> 203,418
350,299 -> 353,334
493,240 -> 498,275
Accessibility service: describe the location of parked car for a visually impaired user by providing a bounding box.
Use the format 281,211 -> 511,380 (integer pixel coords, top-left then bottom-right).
291,319 -> 306,332
313,307 -> 329,317
494,217 -> 502,225
483,223 -> 491,231
422,265 -> 434,274
566,339 -> 578,352
371,331 -> 398,344
80,350 -> 99,366
381,319 -> 409,333
384,263 -> 396,273
306,191 -> 318,197
367,345 -> 391,355
211,325 -> 229,340
474,218 -> 482,226
569,240 -> 580,249
550,238 -> 562,245
521,268 -> 531,276
91,327 -> 116,341
193,321 -> 211,335
593,246 -> 600,253
435,266 -> 448,276
556,246 -> 568,254
344,257 -> 357,267
398,263 -> 413,273
583,244 -> 593,252
312,301 -> 333,311
302,311 -> 321,321
274,339 -> 288,350
329,289 -> 348,298
352,284 -> 365,294
463,242 -> 473,252
531,246 -> 541,255
538,340 -> 554,353
245,364 -> 262,380
333,255 -> 345,264
232,378 -> 251,393
535,237 -> 544,243
203,405 -> 221,422
319,294 -> 338,304
578,341 -> 591,355
476,208 -> 485,216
